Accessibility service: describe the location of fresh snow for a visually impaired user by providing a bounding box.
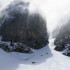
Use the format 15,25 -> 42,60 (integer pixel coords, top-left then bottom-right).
0,38 -> 70,70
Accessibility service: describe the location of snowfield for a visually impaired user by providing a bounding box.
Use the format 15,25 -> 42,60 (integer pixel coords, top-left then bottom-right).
0,0 -> 70,70
0,38 -> 70,70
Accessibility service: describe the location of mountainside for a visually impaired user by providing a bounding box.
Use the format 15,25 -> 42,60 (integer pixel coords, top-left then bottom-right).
0,0 -> 48,53
54,22 -> 70,56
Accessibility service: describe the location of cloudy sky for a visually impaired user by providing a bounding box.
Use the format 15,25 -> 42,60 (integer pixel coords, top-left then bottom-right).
0,0 -> 70,33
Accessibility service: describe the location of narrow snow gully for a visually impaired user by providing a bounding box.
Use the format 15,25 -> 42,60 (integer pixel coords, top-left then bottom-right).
47,37 -> 70,70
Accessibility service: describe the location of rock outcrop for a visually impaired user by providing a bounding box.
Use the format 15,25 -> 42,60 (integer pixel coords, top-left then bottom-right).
0,0 -> 48,52
54,22 -> 70,56
0,42 -> 32,53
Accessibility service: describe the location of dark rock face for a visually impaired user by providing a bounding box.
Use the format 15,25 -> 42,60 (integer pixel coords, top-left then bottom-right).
0,0 -> 48,52
1,1 -> 29,42
25,13 -> 48,49
54,22 -> 70,56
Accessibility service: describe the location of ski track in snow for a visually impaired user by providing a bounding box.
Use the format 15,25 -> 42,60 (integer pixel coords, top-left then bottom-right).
0,38 -> 70,70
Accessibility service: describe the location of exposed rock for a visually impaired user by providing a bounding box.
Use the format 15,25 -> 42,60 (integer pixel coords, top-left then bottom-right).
54,21 -> 70,56
62,50 -> 70,57
0,43 -> 11,52
0,42 -> 32,53
26,13 -> 48,49
0,1 -> 29,42
32,62 -> 36,64
41,55 -> 43,56
46,53 -> 48,54
0,0 -> 48,53
67,52 -> 70,56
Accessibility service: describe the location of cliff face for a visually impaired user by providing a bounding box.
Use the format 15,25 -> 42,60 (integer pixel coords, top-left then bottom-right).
0,0 -> 48,52
54,22 -> 70,56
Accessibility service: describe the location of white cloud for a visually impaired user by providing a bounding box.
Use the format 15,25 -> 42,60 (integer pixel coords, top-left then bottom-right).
0,0 -> 70,33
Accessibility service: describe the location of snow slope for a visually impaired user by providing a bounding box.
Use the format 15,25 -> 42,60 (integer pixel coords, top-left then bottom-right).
0,0 -> 70,70
0,38 -> 70,70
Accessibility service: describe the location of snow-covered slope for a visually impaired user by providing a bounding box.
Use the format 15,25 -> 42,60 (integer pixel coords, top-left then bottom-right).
0,0 -> 70,70
0,38 -> 70,70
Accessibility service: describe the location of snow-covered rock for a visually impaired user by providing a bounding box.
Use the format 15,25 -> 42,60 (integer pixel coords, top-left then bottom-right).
0,0 -> 48,53
0,42 -> 32,53
54,22 -> 70,56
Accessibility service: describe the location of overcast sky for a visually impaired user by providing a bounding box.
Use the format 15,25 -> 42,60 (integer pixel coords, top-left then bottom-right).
0,0 -> 70,33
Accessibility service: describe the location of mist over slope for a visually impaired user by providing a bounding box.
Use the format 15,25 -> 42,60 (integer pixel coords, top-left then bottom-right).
1,0 -> 70,33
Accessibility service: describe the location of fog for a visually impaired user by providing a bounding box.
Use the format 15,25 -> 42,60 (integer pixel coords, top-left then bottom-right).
0,0 -> 70,33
